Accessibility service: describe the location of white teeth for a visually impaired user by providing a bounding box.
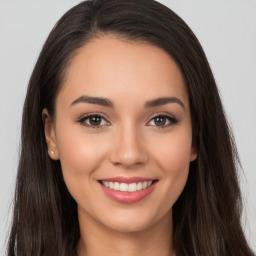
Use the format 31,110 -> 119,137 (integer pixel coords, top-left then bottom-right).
128,183 -> 137,192
142,181 -> 148,189
109,182 -> 114,189
101,180 -> 154,192
103,181 -> 109,187
113,182 -> 119,191
119,183 -> 128,192
136,182 -> 142,191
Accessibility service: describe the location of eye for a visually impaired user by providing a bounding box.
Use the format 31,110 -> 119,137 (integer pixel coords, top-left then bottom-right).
78,114 -> 110,129
147,115 -> 177,128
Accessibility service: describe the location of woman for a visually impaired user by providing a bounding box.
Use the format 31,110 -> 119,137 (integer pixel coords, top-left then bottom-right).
7,0 -> 254,255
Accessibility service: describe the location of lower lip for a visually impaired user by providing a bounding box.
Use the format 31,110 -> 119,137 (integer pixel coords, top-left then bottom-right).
99,182 -> 157,204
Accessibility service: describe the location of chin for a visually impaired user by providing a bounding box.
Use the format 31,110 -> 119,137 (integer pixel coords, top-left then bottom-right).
98,208 -> 164,234
105,219 -> 152,233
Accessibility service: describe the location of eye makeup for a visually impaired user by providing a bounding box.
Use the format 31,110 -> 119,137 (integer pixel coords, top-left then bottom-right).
77,112 -> 178,130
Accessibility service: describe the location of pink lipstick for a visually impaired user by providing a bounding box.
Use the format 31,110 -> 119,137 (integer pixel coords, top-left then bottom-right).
98,176 -> 158,204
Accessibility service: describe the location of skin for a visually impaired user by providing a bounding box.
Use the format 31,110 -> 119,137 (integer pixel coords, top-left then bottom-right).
44,35 -> 197,256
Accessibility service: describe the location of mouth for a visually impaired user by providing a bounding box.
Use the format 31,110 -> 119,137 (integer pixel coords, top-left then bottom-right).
98,177 -> 158,203
99,180 -> 157,192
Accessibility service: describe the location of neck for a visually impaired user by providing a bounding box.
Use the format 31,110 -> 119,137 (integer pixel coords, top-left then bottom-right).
76,209 -> 175,256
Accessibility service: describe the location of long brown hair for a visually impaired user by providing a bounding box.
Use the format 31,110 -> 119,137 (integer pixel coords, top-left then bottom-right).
7,0 -> 254,255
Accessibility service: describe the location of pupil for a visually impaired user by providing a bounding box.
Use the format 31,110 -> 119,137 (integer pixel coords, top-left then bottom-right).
90,116 -> 101,126
155,116 -> 166,126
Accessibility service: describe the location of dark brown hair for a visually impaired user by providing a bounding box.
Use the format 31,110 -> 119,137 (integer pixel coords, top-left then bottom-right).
7,0 -> 254,255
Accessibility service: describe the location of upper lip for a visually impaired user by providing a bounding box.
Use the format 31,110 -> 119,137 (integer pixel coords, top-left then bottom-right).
99,176 -> 157,184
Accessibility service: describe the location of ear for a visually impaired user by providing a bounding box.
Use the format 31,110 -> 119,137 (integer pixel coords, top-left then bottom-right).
190,145 -> 198,162
42,108 -> 59,160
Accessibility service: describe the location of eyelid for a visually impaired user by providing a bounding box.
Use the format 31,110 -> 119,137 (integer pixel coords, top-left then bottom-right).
146,113 -> 178,128
78,112 -> 111,129
77,112 -> 178,129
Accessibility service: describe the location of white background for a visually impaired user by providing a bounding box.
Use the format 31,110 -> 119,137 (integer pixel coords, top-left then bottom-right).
0,0 -> 255,254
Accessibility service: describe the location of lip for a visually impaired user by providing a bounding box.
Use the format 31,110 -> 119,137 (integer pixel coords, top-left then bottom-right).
98,177 -> 158,204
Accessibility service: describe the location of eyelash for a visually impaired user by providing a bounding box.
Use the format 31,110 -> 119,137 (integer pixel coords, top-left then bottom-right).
78,112 -> 178,130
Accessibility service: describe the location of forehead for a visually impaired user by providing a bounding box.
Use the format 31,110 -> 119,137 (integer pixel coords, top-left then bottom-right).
58,35 -> 188,107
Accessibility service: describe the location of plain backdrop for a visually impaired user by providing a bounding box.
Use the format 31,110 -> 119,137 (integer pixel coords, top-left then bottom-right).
0,0 -> 255,254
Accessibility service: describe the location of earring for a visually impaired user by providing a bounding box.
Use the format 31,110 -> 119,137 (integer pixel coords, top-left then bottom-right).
50,150 -> 54,155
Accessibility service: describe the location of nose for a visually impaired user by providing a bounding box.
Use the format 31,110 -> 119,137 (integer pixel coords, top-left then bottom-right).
109,124 -> 149,168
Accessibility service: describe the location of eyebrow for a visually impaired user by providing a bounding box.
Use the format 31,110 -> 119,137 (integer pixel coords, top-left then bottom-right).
70,95 -> 185,109
70,95 -> 114,107
145,97 -> 185,109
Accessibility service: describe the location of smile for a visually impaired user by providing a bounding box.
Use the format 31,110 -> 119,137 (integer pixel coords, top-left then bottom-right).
101,180 -> 153,192
98,177 -> 158,203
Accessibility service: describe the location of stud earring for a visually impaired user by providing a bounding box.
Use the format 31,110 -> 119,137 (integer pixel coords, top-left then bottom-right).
50,150 -> 54,155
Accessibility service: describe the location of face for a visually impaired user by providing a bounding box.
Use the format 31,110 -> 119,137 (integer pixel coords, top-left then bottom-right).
44,36 -> 197,233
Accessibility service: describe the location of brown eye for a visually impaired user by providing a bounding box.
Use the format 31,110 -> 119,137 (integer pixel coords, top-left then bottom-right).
79,114 -> 109,128
154,116 -> 167,126
88,115 -> 102,126
147,115 -> 177,128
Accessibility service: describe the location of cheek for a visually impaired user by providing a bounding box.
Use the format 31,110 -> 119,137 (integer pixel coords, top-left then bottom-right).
55,126 -> 112,210
150,128 -> 192,203
154,128 -> 192,171
55,124 -> 108,183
